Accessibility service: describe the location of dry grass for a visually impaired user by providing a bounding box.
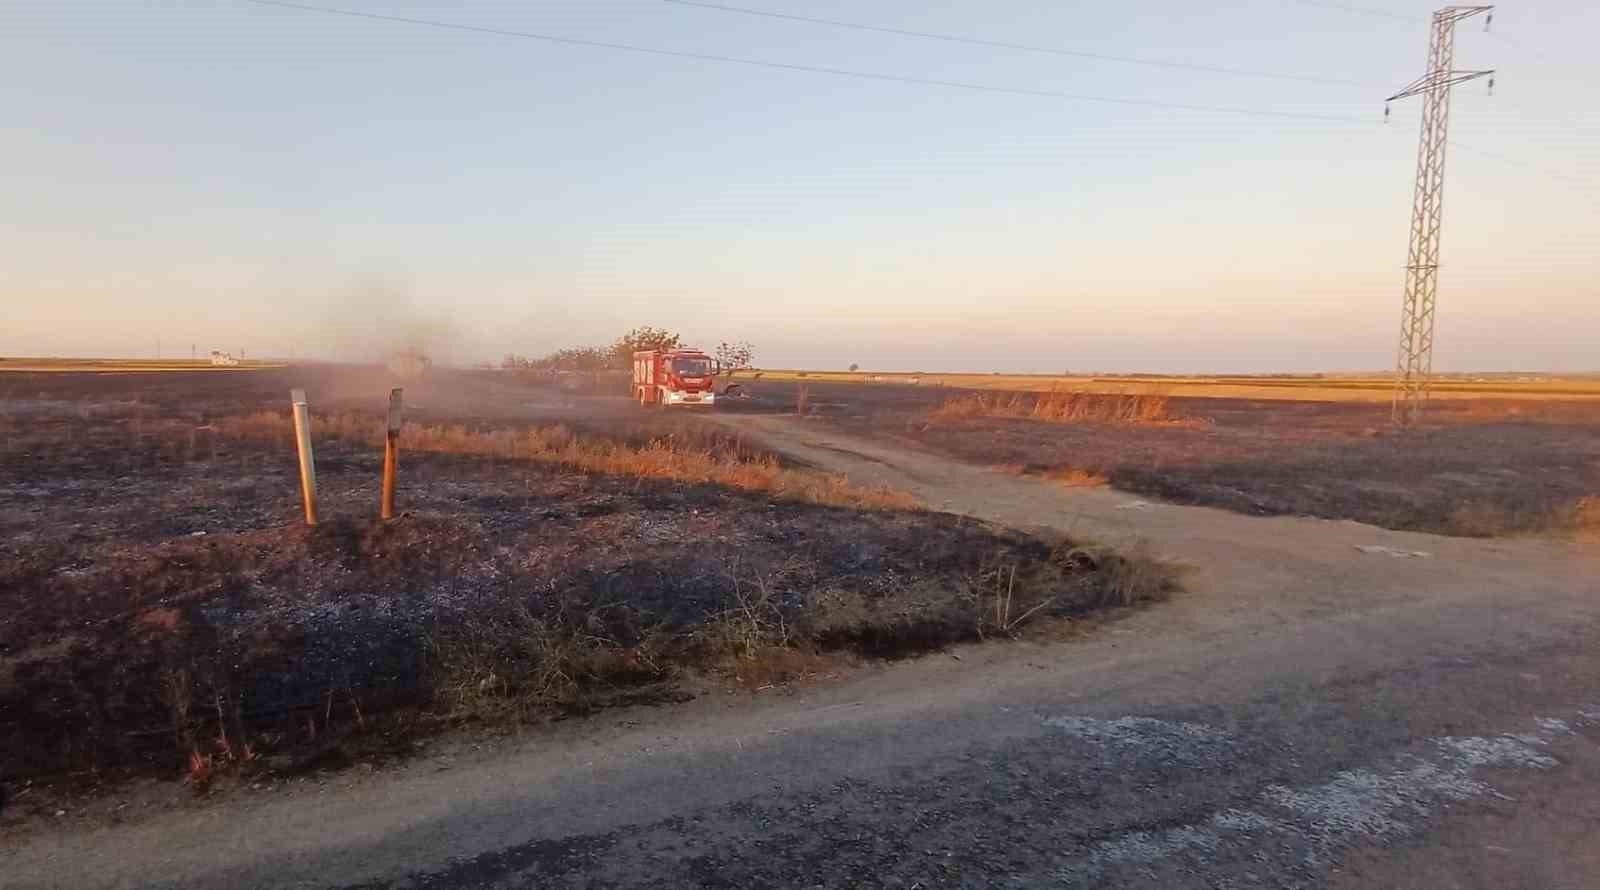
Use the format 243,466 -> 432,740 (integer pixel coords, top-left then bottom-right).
1445,495 -> 1600,539
1094,542 -> 1178,604
428,600 -> 671,720
428,558 -> 835,717
995,464 -> 1108,488
426,537 -> 1181,721
929,391 -> 1175,426
969,539 -> 1174,640
423,536 -> 1181,724
1444,502 -> 1518,538
1042,468 -> 1110,488
1576,496 -> 1600,535
703,559 -> 798,661
216,410 -> 918,512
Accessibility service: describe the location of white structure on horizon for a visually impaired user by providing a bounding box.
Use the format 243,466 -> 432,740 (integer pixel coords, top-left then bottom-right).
209,350 -> 240,366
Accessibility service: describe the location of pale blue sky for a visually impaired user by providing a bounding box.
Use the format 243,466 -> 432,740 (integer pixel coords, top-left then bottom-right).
3,1 -> 1595,371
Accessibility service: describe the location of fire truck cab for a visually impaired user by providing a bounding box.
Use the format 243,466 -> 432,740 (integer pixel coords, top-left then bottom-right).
633,349 -> 717,407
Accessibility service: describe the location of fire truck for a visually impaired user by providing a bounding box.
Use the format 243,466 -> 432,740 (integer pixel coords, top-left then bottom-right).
632,348 -> 717,407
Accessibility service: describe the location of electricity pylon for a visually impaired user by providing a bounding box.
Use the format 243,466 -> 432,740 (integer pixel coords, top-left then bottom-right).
1387,5 -> 1494,426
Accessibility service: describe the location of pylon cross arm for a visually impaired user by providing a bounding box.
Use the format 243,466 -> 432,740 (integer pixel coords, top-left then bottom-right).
1388,69 -> 1493,102
1438,5 -> 1494,25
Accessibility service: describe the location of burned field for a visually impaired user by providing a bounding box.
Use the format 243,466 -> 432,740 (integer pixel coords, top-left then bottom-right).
735,377 -> 1600,538
0,369 -> 1166,808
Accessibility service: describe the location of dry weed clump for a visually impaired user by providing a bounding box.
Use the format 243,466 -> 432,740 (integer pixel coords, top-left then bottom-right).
1444,495 -> 1600,539
1092,542 -> 1177,605
1572,496 -> 1599,522
429,560 -> 823,718
1444,502 -> 1516,538
1565,495 -> 1600,541
928,390 -> 1175,426
994,464 -> 1109,488
701,559 -> 800,661
216,411 -> 917,512
1041,468 -> 1110,488
428,601 -> 671,720
967,540 -> 1176,639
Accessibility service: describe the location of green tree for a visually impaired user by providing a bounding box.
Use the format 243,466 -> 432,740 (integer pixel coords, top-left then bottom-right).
611,327 -> 681,367
714,341 -> 755,374
554,347 -> 611,372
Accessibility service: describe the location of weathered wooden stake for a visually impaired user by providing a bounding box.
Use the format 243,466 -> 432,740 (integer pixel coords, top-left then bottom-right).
290,388 -> 318,526
381,387 -> 403,520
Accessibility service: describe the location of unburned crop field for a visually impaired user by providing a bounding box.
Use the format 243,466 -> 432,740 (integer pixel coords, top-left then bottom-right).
0,369 -> 1166,816
730,377 -> 1600,538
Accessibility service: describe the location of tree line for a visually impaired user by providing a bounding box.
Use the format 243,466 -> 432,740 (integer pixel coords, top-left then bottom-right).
503,327 -> 755,374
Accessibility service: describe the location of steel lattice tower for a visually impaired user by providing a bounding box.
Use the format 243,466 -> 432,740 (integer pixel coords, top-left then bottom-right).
1387,6 -> 1494,425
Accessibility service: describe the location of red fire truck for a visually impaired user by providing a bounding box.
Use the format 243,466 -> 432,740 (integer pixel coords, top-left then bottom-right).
632,348 -> 717,407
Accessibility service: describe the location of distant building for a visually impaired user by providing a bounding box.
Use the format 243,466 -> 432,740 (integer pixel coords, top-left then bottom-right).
209,350 -> 240,366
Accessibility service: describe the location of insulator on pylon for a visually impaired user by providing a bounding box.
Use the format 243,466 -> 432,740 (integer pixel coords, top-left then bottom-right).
1488,76 -> 1495,95
1485,11 -> 1493,31
1384,102 -> 1391,122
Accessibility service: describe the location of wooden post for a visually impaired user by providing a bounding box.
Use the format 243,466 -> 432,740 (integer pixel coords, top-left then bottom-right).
381,387 -> 403,520
290,389 -> 318,526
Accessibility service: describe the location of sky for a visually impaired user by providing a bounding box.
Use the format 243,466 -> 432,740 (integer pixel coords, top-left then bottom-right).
2,0 -> 1596,372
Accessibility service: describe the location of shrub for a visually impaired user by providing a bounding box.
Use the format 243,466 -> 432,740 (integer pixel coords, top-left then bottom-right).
215,411 -> 917,512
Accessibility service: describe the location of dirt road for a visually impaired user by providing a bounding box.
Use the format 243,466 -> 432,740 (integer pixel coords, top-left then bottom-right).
5,413 -> 1599,889
718,414 -> 1600,603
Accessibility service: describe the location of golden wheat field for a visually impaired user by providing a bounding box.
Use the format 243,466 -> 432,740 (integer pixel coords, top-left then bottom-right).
733,369 -> 1600,403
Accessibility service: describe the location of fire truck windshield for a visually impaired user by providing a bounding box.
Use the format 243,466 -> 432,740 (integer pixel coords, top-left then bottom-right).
671,357 -> 711,378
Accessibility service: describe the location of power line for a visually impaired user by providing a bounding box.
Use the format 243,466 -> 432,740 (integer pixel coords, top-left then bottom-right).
1305,1 -> 1597,177
1447,140 -> 1597,193
1481,31 -> 1597,84
1483,30 -> 1528,49
242,0 -> 1375,123
242,3 -> 1590,192
663,0 -> 1374,88
1297,2 -> 1594,85
1290,1 -> 1426,24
